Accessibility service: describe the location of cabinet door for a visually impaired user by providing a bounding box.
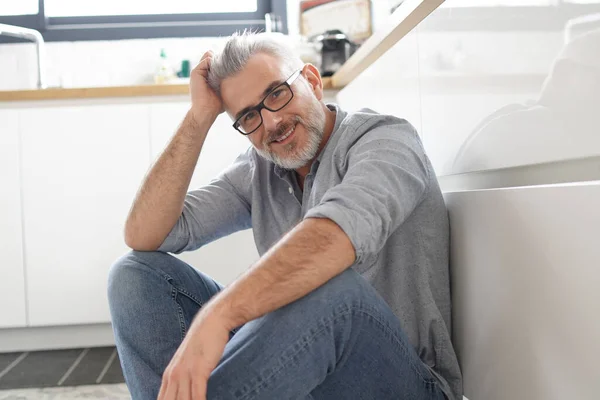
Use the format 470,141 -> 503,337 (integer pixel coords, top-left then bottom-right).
20,104 -> 150,326
149,102 -> 259,286
0,109 -> 27,328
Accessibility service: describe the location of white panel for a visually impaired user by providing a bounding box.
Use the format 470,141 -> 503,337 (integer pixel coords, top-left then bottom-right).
418,2 -> 600,175
0,324 -> 115,353
149,102 -> 259,285
0,110 -> 27,328
445,182 -> 600,400
20,104 -> 150,326
335,29 -> 422,135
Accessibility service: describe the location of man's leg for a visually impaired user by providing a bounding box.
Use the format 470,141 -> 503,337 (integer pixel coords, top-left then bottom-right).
107,250 -> 228,400
207,267 -> 446,400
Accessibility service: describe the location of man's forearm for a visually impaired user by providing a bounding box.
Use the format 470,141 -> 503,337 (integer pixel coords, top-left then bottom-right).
124,110 -> 217,251
202,218 -> 356,330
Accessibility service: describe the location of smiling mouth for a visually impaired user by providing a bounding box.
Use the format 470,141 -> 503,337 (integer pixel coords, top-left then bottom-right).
270,123 -> 296,144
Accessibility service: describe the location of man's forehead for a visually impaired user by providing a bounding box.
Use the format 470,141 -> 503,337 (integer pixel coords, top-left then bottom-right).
222,54 -> 286,117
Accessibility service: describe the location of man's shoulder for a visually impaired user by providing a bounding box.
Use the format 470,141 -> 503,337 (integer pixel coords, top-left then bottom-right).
340,107 -> 418,136
335,107 -> 422,151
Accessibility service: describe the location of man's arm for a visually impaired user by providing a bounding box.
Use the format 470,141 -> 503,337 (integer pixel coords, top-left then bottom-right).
125,111 -> 216,251
125,51 -> 223,251
203,217 -> 356,330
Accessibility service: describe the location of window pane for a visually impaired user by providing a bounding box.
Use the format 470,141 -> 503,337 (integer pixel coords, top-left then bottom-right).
0,1 -> 39,16
45,0 -> 258,17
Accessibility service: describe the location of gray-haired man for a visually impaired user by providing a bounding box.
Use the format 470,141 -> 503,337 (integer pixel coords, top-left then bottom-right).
108,32 -> 462,400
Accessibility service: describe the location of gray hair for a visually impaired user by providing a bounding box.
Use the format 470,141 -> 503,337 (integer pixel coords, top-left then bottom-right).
207,31 -> 304,94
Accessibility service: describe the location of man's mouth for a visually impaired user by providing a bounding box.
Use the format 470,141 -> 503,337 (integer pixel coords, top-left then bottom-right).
271,123 -> 296,144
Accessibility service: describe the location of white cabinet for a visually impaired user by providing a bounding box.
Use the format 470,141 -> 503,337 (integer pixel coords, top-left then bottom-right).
19,104 -> 150,326
4,99 -> 259,329
446,182 -> 600,400
149,102 -> 259,286
0,109 -> 27,328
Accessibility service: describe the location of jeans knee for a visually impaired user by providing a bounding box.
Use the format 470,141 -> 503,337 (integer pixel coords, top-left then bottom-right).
270,267 -> 373,326
107,250 -> 168,308
313,267 -> 372,310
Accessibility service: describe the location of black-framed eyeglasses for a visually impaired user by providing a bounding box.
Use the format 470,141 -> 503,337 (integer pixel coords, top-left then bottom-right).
233,69 -> 303,135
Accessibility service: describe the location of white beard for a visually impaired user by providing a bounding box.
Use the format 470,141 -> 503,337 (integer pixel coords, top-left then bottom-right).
256,105 -> 326,170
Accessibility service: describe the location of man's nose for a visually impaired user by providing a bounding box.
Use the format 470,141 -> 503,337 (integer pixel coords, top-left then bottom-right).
261,108 -> 283,133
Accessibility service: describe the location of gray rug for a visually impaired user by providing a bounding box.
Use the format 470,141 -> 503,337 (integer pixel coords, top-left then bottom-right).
0,347 -> 125,390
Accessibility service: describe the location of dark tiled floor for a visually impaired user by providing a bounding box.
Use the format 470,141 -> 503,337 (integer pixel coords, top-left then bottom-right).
0,347 -> 124,390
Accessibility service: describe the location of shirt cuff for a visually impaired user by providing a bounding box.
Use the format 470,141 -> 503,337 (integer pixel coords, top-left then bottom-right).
304,203 -> 364,265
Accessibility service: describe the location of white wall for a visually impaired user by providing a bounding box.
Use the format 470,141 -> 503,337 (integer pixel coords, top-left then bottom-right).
337,3 -> 600,176
0,37 -> 224,90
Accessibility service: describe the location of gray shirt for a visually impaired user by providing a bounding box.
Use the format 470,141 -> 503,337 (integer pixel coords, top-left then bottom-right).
159,104 -> 462,399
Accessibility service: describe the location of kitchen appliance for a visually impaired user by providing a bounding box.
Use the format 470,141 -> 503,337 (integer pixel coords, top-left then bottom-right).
313,30 -> 358,77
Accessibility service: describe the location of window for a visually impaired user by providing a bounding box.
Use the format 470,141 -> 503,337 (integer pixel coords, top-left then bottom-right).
0,2 -> 39,16
0,0 -> 285,42
44,0 -> 258,17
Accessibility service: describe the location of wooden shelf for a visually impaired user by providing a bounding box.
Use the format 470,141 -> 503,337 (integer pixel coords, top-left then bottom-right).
330,0 -> 444,88
0,77 -> 334,103
0,83 -> 189,102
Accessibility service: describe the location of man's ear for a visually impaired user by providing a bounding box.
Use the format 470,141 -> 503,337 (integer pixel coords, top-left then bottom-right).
302,63 -> 324,101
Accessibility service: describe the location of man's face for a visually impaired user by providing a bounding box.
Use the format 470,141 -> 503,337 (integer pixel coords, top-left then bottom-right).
221,53 -> 326,170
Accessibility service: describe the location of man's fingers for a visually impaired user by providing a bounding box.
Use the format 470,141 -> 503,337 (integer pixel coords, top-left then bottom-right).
196,51 -> 213,71
192,379 -> 208,400
177,376 -> 192,400
200,50 -> 213,61
157,378 -> 167,400
158,369 -> 178,400
163,380 -> 179,400
192,52 -> 213,80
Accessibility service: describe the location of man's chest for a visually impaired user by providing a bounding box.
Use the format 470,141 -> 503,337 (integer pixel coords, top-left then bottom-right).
251,169 -> 341,255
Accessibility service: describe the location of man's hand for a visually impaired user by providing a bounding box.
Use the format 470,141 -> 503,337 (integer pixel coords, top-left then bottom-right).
157,308 -> 231,400
190,51 -> 224,121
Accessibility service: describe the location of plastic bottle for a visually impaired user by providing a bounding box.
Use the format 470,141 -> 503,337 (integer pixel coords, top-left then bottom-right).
154,48 -> 174,84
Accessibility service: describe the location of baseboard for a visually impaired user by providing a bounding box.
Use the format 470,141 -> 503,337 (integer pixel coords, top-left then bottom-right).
0,324 -> 115,352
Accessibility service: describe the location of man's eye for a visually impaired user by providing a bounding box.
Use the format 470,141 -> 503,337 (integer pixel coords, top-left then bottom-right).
270,88 -> 284,99
244,112 -> 257,122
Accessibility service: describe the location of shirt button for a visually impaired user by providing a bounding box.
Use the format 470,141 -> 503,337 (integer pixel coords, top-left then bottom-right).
288,186 -> 293,194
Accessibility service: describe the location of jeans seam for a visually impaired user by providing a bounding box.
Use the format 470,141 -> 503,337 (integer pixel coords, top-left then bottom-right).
162,272 -> 205,307
126,253 -> 205,307
359,306 -> 437,385
171,286 -> 187,341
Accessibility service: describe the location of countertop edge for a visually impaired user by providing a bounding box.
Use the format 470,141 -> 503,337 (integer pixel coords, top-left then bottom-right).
0,77 -> 334,102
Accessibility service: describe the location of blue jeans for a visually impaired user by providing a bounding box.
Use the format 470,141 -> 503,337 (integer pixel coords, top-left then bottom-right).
108,251 -> 446,400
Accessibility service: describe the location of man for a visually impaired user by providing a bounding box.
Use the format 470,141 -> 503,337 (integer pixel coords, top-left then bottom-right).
108,32 -> 462,400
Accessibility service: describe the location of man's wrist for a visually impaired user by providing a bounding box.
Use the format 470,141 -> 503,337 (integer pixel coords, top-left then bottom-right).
197,294 -> 240,331
188,108 -> 219,130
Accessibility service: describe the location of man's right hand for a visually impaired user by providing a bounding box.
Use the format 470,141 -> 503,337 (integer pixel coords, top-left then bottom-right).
190,51 -> 224,122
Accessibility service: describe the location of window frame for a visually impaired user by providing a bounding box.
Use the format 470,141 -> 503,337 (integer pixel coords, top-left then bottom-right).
0,0 -> 287,43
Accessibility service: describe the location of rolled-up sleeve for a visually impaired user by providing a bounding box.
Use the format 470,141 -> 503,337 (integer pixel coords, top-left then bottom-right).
304,123 -> 430,265
157,149 -> 253,254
